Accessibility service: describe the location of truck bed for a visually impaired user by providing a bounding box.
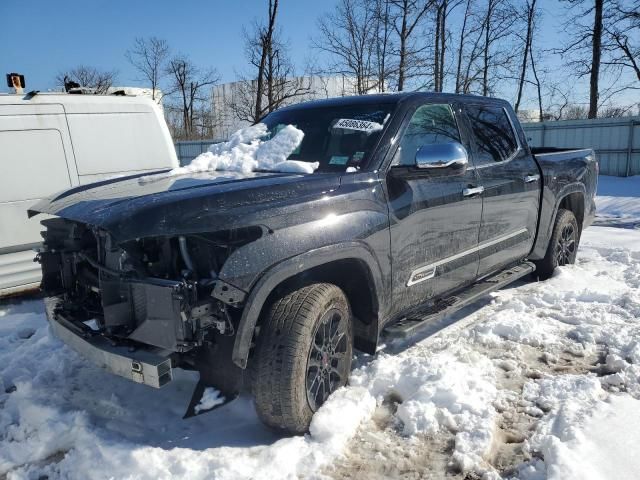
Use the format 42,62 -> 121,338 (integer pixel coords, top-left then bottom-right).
531,147 -> 595,159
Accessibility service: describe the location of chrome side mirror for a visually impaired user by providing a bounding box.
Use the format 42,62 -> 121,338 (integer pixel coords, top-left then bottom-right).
415,142 -> 469,171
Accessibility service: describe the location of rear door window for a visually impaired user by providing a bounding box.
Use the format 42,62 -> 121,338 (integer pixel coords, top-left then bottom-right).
465,105 -> 519,165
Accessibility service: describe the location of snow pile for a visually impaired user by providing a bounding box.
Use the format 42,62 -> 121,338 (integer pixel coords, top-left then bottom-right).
352,349 -> 499,474
194,388 -> 225,414
517,375 -> 640,480
0,300 -> 375,480
171,123 -> 316,176
520,375 -> 605,480
545,394 -> 640,480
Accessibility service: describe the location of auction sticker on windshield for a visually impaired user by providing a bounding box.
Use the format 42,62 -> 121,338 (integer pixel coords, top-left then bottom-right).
333,118 -> 383,132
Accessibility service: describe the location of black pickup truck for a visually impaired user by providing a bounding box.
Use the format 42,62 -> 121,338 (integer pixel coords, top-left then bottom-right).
30,93 -> 597,434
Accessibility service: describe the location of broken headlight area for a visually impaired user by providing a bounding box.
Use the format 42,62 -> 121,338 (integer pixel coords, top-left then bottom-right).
37,217 -> 249,353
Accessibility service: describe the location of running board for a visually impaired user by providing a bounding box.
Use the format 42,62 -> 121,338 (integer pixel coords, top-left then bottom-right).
384,261 -> 535,338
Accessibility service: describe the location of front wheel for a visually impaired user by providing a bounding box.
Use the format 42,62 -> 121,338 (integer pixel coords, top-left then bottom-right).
252,283 -> 353,434
534,208 -> 579,280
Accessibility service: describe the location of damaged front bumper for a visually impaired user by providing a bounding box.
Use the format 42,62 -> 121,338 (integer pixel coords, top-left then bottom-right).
45,297 -> 174,388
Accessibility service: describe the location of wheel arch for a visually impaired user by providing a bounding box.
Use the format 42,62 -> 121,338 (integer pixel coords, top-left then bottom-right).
231,243 -> 384,368
529,182 -> 586,260
558,191 -> 585,232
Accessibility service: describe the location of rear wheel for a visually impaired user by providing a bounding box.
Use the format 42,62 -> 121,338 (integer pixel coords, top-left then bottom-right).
252,283 -> 352,434
534,208 -> 579,280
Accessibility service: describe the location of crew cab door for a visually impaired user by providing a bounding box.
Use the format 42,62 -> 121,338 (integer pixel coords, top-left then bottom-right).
462,103 -> 541,277
385,102 -> 482,315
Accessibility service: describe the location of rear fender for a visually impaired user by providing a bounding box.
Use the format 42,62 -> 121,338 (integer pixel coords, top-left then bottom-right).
529,181 -> 586,260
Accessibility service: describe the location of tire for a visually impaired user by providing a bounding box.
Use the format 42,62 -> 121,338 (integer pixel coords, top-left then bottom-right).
251,283 -> 353,434
533,208 -> 579,280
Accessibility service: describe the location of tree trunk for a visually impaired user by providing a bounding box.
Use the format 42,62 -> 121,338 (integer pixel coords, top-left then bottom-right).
438,0 -> 447,92
254,52 -> 267,122
255,0 -> 279,123
182,85 -> 190,137
588,0 -> 603,119
455,1 -> 470,93
529,39 -> 543,121
434,5 -> 442,91
482,1 -> 492,96
515,0 -> 535,113
267,50 -> 275,112
398,2 -> 408,91
379,0 -> 390,92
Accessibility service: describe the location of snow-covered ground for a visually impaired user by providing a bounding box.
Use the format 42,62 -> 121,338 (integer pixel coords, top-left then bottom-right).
595,174 -> 640,228
1,175 -> 639,479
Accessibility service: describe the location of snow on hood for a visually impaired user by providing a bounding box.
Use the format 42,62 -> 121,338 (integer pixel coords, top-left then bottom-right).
170,123 -> 316,176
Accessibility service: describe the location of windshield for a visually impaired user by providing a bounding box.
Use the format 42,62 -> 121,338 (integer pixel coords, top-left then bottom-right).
261,103 -> 396,172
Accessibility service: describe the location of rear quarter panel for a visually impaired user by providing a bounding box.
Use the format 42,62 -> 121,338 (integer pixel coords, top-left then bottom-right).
529,149 -> 597,259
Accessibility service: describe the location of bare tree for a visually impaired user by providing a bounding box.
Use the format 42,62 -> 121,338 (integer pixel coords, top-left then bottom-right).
433,0 -> 445,91
431,0 -> 464,92
479,0 -> 518,96
454,0 -> 488,93
564,104 -> 591,119
55,66 -> 117,93
604,0 -> 640,81
165,55 -> 220,139
252,0 -> 278,121
559,0 -> 607,118
389,0 -> 434,91
229,0 -> 311,123
454,0 -> 472,92
373,0 -> 395,91
314,0 -> 382,94
451,0 -> 516,96
529,36 -> 544,120
514,0 -> 538,113
599,104 -> 636,116
125,37 -> 170,101
590,0 -> 605,118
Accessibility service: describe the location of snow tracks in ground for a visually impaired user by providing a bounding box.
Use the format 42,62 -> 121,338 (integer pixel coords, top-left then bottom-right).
325,228 -> 640,479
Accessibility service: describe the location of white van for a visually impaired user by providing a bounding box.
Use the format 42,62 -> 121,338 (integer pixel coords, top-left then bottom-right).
0,93 -> 178,297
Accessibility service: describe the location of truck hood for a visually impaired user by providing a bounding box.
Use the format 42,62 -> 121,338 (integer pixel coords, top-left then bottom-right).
29,169 -> 343,242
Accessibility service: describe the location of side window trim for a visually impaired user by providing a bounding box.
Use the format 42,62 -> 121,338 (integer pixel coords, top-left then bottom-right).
465,104 -> 522,169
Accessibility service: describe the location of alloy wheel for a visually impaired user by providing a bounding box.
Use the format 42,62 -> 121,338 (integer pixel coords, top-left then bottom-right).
555,223 -> 576,266
306,308 -> 349,411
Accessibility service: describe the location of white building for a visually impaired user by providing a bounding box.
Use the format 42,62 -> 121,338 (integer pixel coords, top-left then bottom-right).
211,75 -> 380,139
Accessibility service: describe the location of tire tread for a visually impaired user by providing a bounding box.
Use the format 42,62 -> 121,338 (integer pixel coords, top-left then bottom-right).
252,283 -> 352,433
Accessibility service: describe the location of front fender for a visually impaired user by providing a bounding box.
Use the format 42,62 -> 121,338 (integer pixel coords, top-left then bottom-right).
230,242 -> 385,368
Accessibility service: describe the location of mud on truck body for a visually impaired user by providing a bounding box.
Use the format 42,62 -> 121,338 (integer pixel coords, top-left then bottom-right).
30,92 -> 597,434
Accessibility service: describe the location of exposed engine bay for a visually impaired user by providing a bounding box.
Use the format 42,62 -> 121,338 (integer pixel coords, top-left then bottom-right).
37,217 -> 255,355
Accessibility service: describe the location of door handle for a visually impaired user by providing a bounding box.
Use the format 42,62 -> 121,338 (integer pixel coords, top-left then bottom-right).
462,186 -> 484,197
524,174 -> 540,183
